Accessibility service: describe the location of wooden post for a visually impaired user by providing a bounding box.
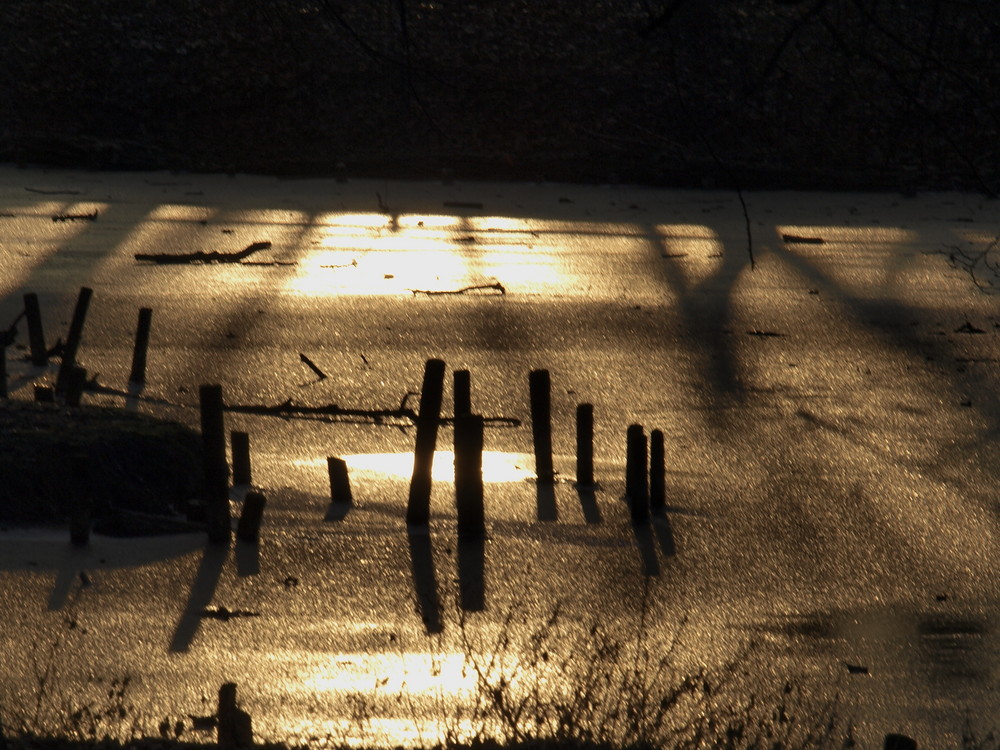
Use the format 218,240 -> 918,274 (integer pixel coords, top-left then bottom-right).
200,384 -> 231,544
231,431 -> 251,486
236,491 -> 266,544
70,497 -> 90,546
327,456 -> 353,506
453,369 -> 471,418
55,286 -> 92,396
128,307 -> 153,385
23,293 -> 47,366
218,682 -> 253,750
575,403 -> 594,487
626,424 -> 649,525
650,428 -> 665,513
407,358 -> 446,526
529,369 -> 554,483
64,365 -> 87,407
455,414 -> 485,538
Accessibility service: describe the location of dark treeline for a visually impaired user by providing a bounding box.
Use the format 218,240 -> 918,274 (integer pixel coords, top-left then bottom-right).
1,0 -> 997,189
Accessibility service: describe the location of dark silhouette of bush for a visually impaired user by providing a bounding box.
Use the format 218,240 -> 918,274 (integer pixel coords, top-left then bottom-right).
1,0 -> 997,190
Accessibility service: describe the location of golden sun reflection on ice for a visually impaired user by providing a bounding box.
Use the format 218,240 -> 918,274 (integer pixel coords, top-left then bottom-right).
293,451 -> 536,483
277,649 -> 480,748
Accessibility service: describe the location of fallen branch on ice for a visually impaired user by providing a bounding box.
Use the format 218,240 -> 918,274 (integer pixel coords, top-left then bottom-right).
408,282 -> 506,296
134,241 -> 272,264
52,211 -> 98,222
225,394 -> 520,428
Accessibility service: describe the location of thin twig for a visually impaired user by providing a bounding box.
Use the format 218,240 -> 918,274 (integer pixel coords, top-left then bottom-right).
299,353 -> 328,380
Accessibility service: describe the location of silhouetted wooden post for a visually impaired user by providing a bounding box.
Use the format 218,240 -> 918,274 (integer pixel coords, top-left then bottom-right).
407,358 -> 446,526
200,384 -> 231,544
231,431 -> 251,486
55,286 -> 92,396
70,498 -> 90,546
626,424 -> 649,525
0,345 -> 6,399
453,369 -> 471,418
650,428 -> 665,513
575,403 -> 594,487
23,293 -> 47,366
327,456 -> 353,506
218,682 -> 253,750
529,369 -> 554,483
64,366 -> 87,407
455,414 -> 485,538
236,491 -> 266,543
128,307 -> 153,385
884,734 -> 917,750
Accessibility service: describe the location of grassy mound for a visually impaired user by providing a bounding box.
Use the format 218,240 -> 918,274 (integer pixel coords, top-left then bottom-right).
0,401 -> 203,532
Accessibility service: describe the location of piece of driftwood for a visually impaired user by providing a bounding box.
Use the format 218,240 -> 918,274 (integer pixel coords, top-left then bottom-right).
408,282 -> 506,296
200,605 -> 261,621
135,241 -> 271,264
27,187 -> 81,195
225,396 -> 521,428
781,234 -> 824,244
299,353 -> 328,380
226,397 -> 418,424
52,211 -> 98,222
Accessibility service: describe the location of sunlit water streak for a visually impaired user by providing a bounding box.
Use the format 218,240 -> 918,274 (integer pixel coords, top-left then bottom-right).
293,451 -> 536,483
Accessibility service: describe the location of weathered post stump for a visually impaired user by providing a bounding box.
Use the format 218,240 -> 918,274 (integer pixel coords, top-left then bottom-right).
626,424 -> 649,525
327,456 -> 353,506
70,498 -> 90,546
128,307 -> 153,385
64,366 -> 87,407
200,384 -> 231,544
231,431 -> 252,486
650,428 -> 665,513
884,734 -> 917,750
217,682 -> 253,750
575,403 -> 594,488
529,369 -> 554,483
455,414 -> 485,538
55,286 -> 92,396
24,292 -> 47,367
453,369 -> 471,418
236,491 -> 266,544
407,358 -> 446,527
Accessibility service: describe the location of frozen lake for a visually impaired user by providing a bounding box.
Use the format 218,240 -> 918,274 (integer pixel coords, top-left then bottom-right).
1,166 -> 998,747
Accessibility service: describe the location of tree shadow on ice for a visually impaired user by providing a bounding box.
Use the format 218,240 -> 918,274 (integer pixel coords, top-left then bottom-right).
169,542 -> 229,652
575,485 -> 602,524
0,531 -> 203,611
770,239 -> 999,481
631,521 -> 659,577
234,538 -> 260,577
647,221 -> 753,435
407,528 -> 443,635
0,198 -> 157,322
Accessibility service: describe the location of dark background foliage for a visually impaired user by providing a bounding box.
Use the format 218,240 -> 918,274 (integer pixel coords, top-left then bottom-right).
1,0 -> 997,189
